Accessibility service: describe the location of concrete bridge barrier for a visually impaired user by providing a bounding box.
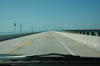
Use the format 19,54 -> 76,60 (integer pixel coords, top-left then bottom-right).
55,31 -> 100,52
0,32 -> 41,41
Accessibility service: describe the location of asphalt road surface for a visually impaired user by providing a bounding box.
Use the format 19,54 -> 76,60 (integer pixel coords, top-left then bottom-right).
0,31 -> 100,57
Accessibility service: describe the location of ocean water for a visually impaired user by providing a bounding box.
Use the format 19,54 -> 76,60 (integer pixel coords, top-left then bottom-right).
0,31 -> 30,36
0,32 -> 15,36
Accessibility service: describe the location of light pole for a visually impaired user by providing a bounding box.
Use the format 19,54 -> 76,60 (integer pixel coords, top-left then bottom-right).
31,25 -> 33,33
62,24 -> 64,32
14,23 -> 16,34
20,24 -> 22,34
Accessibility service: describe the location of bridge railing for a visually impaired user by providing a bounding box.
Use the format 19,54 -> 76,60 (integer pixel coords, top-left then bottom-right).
0,32 -> 42,41
55,30 -> 100,52
64,30 -> 100,37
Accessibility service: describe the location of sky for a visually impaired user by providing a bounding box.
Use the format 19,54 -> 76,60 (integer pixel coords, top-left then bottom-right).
0,0 -> 100,32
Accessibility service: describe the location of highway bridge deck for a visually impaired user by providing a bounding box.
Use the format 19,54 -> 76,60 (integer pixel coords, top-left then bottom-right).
0,31 -> 100,57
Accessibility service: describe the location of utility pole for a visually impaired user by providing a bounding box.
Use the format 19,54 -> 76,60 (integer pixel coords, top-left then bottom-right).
14,23 -> 16,34
20,24 -> 22,34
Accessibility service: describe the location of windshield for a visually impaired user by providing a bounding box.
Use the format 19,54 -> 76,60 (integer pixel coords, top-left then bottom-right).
0,0 -> 100,58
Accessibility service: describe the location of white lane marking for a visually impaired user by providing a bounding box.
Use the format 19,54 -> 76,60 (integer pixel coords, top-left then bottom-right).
54,34 -> 75,55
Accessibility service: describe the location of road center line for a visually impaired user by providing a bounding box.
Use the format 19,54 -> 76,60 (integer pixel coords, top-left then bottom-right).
54,34 -> 75,55
3,34 -> 43,54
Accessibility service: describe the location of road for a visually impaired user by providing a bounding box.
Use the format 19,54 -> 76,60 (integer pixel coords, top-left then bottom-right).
0,31 -> 100,57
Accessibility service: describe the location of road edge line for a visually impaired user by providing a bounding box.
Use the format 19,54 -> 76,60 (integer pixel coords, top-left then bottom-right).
54,34 -> 75,55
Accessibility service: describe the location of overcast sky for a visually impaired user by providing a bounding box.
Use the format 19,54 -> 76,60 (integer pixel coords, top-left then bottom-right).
0,0 -> 100,32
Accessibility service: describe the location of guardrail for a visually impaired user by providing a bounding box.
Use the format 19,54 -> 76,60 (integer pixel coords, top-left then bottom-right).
56,30 -> 100,52
0,32 -> 41,41
64,30 -> 100,36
